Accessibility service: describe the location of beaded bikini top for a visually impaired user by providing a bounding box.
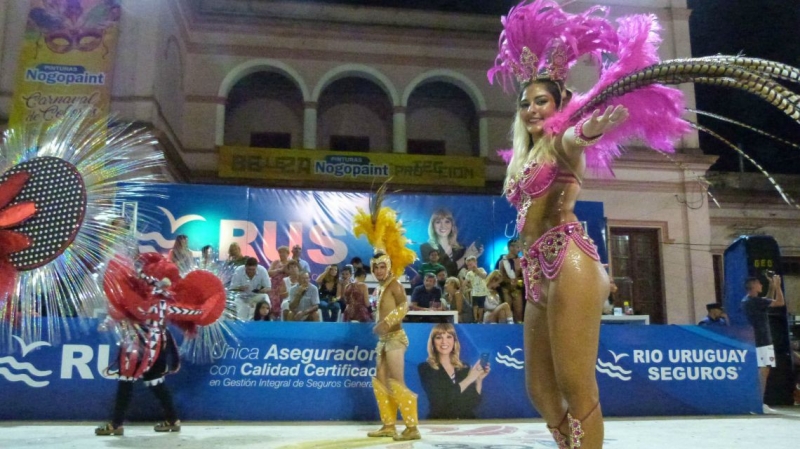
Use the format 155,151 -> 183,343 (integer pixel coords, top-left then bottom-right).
505,161 -> 580,206
504,160 -> 580,233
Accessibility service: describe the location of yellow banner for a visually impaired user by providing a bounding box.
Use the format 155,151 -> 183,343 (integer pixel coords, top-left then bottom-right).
8,0 -> 121,129
219,146 -> 486,187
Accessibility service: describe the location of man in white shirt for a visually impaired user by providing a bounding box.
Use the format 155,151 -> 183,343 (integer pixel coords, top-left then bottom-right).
230,257 -> 271,321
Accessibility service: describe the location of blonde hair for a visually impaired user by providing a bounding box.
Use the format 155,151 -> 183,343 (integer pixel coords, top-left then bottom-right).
228,242 -> 242,257
426,323 -> 464,370
485,270 -> 503,289
503,80 -> 563,193
277,245 -> 290,255
444,276 -> 460,291
427,209 -> 462,250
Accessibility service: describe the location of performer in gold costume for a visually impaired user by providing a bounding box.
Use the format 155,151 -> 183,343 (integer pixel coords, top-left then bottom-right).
353,186 -> 419,441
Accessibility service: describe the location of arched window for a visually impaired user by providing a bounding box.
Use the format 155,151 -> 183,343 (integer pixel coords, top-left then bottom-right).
317,77 -> 393,153
406,81 -> 478,156
224,71 -> 304,149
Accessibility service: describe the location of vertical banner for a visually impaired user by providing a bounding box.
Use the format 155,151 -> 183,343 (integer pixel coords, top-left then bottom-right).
9,0 -> 121,129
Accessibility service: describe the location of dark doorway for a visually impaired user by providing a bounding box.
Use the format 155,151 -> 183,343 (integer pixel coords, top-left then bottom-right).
610,227 -> 665,324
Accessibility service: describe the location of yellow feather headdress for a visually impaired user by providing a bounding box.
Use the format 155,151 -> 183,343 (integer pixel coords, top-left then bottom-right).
352,183 -> 416,278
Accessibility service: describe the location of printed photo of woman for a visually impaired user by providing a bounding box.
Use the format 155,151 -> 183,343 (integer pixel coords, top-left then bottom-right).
417,323 -> 489,419
420,209 -> 484,278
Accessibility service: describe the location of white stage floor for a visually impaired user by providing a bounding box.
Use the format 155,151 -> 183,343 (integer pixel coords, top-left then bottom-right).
2,408 -> 799,449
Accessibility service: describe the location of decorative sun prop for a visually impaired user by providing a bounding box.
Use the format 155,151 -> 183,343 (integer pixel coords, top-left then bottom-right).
0,111 -> 164,351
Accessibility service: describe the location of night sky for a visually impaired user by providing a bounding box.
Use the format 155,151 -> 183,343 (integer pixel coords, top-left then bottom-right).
688,0 -> 800,174
308,0 -> 800,174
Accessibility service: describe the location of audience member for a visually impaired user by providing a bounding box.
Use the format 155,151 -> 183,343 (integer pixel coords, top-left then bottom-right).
336,264 -> 355,315
602,279 -> 618,315
227,242 -> 247,267
291,244 -> 311,273
463,256 -> 488,323
742,274 -> 785,414
495,238 -> 523,322
199,245 -> 215,270
253,300 -> 271,321
411,273 -> 443,311
267,246 -> 291,320
279,260 -> 301,318
230,257 -> 271,321
286,271 -> 321,321
698,303 -> 729,326
343,268 -> 372,322
483,271 -> 513,324
350,256 -> 371,274
169,234 -> 194,276
316,264 -> 341,322
420,250 -> 447,278
444,276 -> 471,324
436,268 -> 448,291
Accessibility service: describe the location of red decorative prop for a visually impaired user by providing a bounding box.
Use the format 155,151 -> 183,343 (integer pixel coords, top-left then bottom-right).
0,171 -> 36,302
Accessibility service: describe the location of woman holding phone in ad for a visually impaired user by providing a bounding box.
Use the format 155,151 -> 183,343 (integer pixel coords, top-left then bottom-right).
418,323 -> 489,419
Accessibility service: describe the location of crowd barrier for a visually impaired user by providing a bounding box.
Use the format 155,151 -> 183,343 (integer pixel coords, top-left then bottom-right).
0,321 -> 761,421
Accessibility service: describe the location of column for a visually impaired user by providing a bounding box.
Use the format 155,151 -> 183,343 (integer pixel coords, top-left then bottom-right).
478,114 -> 489,157
303,102 -> 317,149
393,106 -> 406,153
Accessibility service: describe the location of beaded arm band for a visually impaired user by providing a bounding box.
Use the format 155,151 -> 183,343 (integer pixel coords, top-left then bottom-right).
574,116 -> 603,147
382,300 -> 409,327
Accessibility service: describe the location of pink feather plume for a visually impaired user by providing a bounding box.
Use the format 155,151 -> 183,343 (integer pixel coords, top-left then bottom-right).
543,14 -> 691,172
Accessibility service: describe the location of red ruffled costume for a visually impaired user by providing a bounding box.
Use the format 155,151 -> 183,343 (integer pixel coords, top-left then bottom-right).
103,252 -> 225,380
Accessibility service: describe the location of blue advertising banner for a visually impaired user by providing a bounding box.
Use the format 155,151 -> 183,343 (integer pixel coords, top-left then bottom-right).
0,321 -> 760,421
125,183 -> 607,279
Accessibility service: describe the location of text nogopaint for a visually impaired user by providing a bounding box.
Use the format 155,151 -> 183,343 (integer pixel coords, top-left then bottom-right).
314,161 -> 389,178
25,68 -> 106,86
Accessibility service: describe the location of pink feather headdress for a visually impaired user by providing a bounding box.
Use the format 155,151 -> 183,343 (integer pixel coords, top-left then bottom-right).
490,1 -> 800,205
488,0 -> 618,90
488,1 -> 689,172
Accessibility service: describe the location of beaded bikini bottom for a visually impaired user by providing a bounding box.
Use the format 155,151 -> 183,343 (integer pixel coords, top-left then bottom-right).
520,222 -> 600,304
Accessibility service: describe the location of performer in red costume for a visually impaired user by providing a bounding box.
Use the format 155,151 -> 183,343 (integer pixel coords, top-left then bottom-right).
0,111 -> 228,436
95,253 -> 225,436
489,2 -> 800,447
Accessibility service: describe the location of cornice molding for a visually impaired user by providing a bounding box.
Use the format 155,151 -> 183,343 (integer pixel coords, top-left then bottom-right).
710,216 -> 800,228
187,0 -> 501,34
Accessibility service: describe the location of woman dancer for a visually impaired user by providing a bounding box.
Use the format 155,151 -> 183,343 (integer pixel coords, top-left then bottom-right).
489,0 -> 800,443
489,3 -> 633,447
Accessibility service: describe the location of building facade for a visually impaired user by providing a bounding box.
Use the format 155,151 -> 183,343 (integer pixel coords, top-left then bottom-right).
1,0 -> 797,322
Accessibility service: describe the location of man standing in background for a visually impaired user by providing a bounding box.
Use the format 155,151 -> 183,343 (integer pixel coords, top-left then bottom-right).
741,273 -> 785,414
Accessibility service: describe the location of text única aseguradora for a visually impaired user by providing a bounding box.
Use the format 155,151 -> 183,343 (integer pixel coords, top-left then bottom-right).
208,344 -> 378,389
